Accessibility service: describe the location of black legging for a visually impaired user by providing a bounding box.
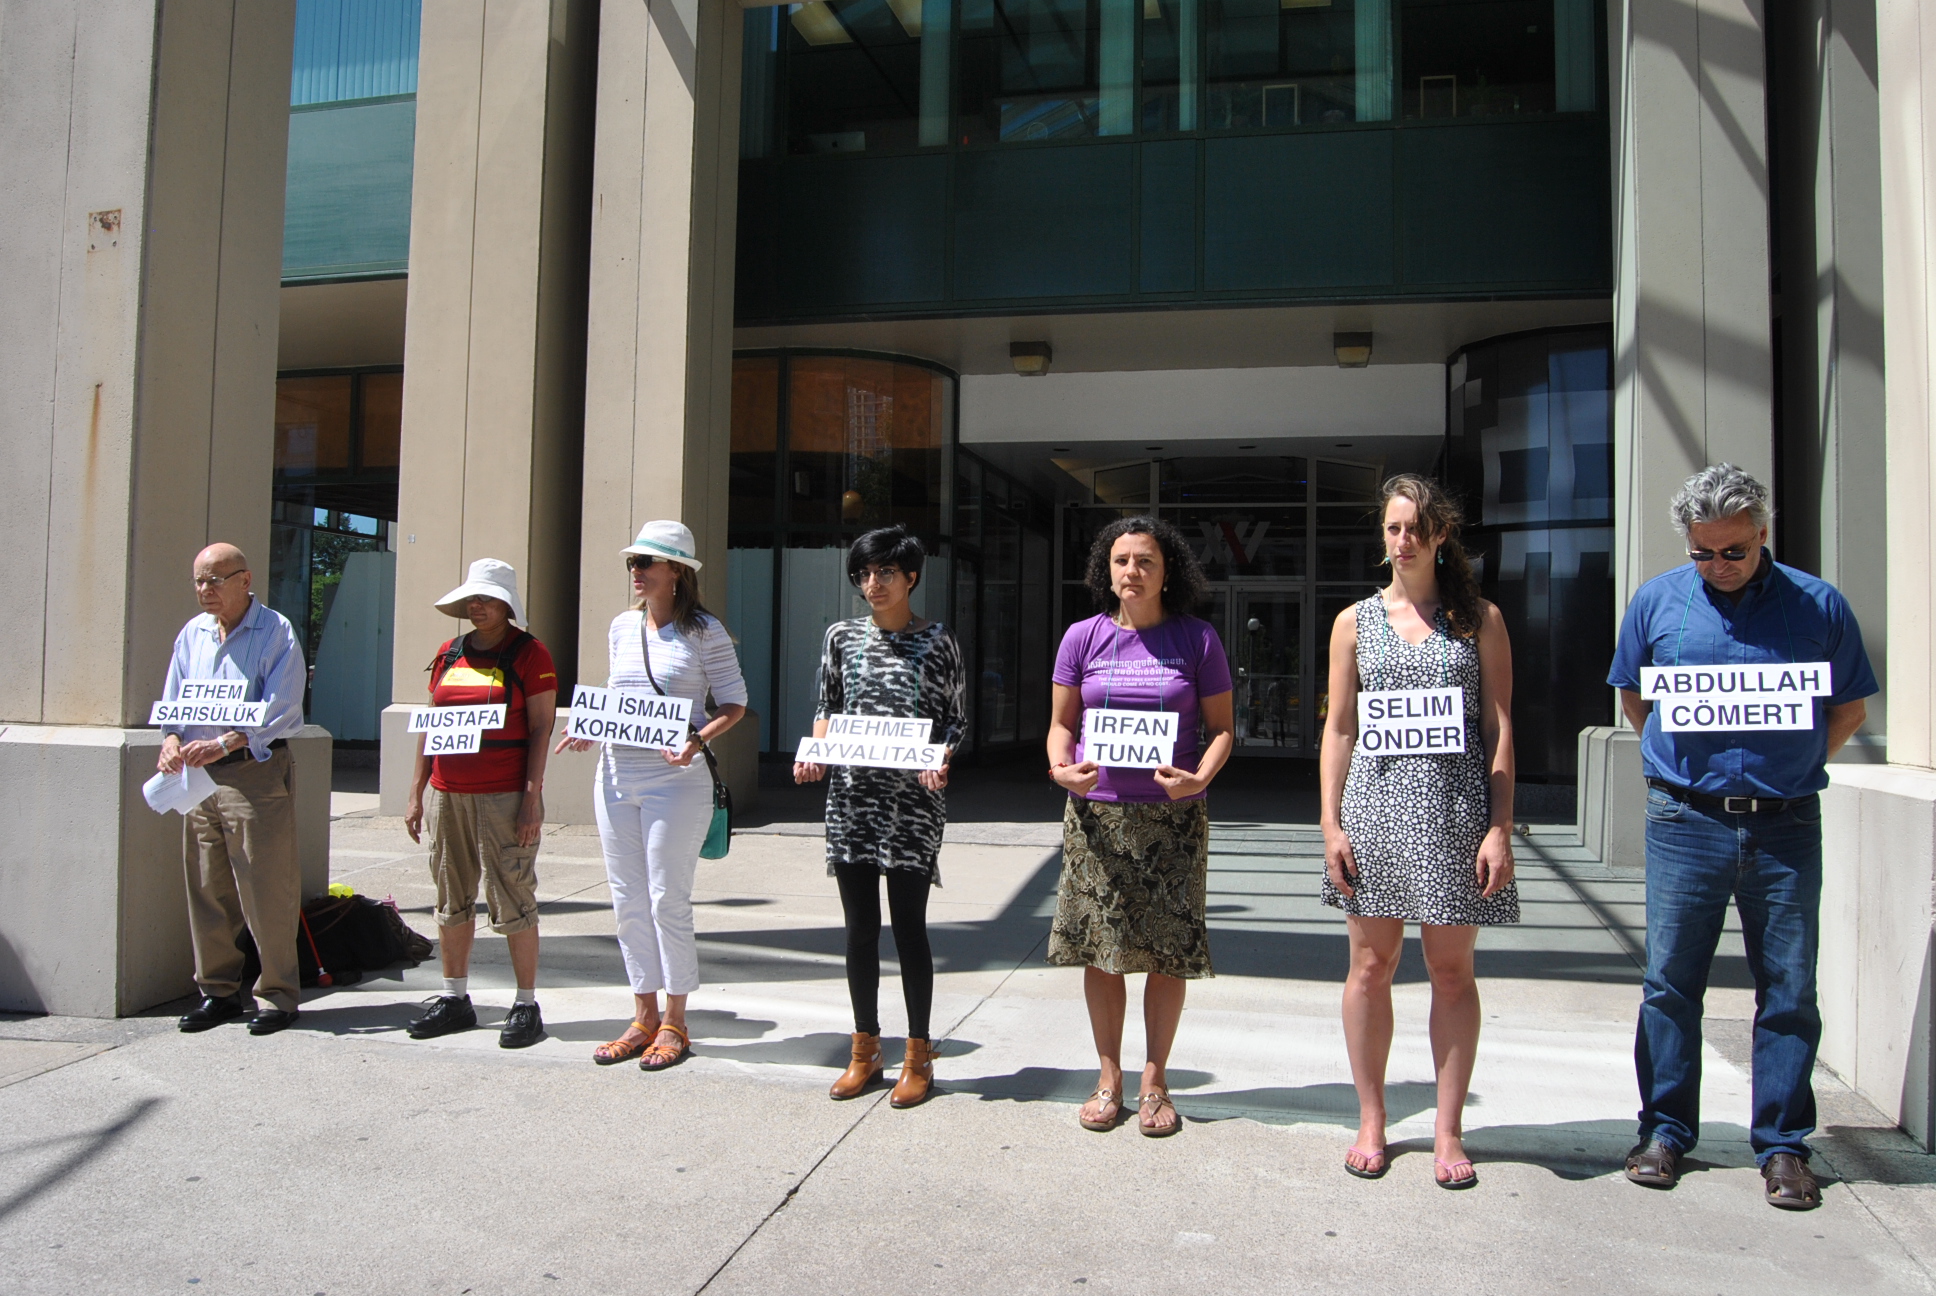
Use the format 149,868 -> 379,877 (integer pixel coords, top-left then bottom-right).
833,862 -> 934,1041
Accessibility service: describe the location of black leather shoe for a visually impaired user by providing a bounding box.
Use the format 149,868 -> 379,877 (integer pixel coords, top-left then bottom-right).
1762,1153 -> 1822,1210
247,1008 -> 299,1036
1624,1138 -> 1682,1188
178,993 -> 246,1033
499,1000 -> 544,1050
406,994 -> 477,1040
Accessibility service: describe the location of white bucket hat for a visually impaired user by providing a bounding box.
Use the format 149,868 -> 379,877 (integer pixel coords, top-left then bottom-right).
620,519 -> 703,570
434,558 -> 526,623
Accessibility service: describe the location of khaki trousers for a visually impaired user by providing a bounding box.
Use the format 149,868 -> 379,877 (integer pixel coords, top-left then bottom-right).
183,746 -> 301,1011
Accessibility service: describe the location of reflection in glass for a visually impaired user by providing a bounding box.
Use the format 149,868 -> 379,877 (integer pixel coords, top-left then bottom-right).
784,0 -> 952,152
1231,589 -> 1300,747
787,355 -> 945,533
359,372 -> 403,468
1400,0 -> 1557,120
1174,504 -> 1306,581
1141,0 -> 1199,132
731,356 -> 781,527
1205,0 -> 1368,131
275,376 -> 352,473
960,0 -> 1135,143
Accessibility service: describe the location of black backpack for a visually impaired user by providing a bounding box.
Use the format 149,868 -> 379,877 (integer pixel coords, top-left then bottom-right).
238,894 -> 434,989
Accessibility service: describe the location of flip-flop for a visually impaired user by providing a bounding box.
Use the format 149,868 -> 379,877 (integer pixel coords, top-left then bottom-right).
1434,1157 -> 1478,1190
1138,1090 -> 1181,1138
1078,1086 -> 1123,1132
592,1021 -> 652,1066
1344,1147 -> 1389,1180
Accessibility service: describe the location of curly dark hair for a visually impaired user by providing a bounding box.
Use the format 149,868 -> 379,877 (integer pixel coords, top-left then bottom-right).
1379,473 -> 1484,638
1082,515 -> 1208,618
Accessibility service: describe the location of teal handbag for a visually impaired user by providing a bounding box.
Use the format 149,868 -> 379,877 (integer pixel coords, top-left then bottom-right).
641,623 -> 732,859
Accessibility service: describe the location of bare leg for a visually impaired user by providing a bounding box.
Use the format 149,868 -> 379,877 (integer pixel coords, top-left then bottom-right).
438,920 -> 476,979
613,991 -> 660,1050
505,925 -> 539,991
662,991 -> 688,1037
1342,915 -> 1406,1166
1421,923 -> 1481,1182
1139,973 -> 1188,1132
1081,967 -> 1127,1125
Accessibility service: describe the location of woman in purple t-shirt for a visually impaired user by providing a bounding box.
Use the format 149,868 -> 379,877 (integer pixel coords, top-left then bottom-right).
1046,516 -> 1234,1137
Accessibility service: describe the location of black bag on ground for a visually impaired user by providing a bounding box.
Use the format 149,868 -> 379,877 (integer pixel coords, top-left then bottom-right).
238,894 -> 434,989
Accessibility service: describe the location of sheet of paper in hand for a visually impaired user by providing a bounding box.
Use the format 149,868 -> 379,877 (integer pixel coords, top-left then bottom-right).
1082,708 -> 1178,769
565,685 -> 693,749
149,679 -> 267,727
1640,663 -> 1832,732
142,763 -> 218,815
796,714 -> 946,770
1356,687 -> 1467,754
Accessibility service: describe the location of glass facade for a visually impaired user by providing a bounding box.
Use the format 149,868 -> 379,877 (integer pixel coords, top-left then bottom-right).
1443,325 -> 1614,784
744,0 -> 1601,155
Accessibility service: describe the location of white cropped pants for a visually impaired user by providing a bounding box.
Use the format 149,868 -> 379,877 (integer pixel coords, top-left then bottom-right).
594,758 -> 713,996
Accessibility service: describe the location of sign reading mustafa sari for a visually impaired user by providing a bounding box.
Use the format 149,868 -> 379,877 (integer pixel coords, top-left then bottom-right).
1640,663 -> 1833,732
796,714 -> 947,771
407,704 -> 508,756
566,685 -> 693,750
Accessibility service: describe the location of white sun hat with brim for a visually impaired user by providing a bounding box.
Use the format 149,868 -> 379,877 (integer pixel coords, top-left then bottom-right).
620,519 -> 703,570
434,558 -> 526,623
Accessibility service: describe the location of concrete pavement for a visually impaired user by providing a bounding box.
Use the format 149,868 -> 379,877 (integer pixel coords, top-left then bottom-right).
0,805 -> 1931,1295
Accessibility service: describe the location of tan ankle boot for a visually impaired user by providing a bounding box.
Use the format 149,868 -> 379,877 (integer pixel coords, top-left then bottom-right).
829,1032 -> 882,1100
890,1037 -> 936,1108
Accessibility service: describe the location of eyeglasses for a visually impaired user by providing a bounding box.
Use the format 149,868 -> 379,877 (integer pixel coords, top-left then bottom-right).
192,571 -> 245,591
854,566 -> 905,586
1687,546 -> 1754,563
626,556 -> 659,572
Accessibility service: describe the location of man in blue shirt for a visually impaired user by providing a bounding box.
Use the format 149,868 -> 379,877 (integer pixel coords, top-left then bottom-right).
158,543 -> 309,1036
1607,465 -> 1876,1211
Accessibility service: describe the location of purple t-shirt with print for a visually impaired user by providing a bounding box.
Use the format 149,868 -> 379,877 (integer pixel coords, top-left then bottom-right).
1052,613 -> 1234,803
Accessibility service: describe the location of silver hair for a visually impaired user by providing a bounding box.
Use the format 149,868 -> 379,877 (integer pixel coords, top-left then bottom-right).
1668,463 -> 1773,537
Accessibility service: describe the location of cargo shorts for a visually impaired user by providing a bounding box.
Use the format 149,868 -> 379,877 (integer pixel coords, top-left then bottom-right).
427,788 -> 540,935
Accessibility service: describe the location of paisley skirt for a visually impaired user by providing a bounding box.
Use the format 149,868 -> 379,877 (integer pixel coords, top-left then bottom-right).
1046,796 -> 1213,979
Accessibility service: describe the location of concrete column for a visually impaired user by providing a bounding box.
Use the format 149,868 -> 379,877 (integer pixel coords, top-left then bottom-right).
1609,0 -> 1777,609
0,1 -> 320,1015
380,0 -> 598,811
1769,0 -> 1888,759
1815,0 -> 1936,1150
574,0 -> 743,688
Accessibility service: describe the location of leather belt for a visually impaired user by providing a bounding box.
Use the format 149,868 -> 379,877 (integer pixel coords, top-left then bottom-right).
213,737 -> 286,767
1646,778 -> 1802,816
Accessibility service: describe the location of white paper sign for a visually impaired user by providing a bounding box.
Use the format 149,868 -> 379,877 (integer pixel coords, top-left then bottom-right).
565,685 -> 692,749
150,678 -> 267,728
408,704 -> 507,733
1082,708 -> 1179,769
1641,663 -> 1831,732
142,763 -> 217,816
1356,687 -> 1467,754
796,735 -> 947,770
422,729 -> 483,756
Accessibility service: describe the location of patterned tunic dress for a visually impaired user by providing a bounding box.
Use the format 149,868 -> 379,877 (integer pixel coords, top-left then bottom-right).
1323,596 -> 1519,926
816,618 -> 968,886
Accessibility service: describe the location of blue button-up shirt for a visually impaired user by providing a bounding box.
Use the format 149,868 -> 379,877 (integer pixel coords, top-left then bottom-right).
1607,553 -> 1877,798
161,596 -> 308,761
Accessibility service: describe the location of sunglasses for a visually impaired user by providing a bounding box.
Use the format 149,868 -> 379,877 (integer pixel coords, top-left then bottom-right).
1687,546 -> 1754,563
626,556 -> 660,572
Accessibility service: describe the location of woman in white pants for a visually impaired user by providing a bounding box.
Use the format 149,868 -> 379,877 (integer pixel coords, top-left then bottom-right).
558,520 -> 746,1071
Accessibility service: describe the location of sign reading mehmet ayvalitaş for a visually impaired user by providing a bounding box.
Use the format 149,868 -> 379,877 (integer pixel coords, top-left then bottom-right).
796,714 -> 947,770
1640,664 -> 1834,732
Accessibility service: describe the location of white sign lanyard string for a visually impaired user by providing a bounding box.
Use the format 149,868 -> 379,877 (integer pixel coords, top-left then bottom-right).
1671,572 -> 1800,666
1102,619 -> 1169,717
853,621 -> 929,723
1371,596 -> 1451,692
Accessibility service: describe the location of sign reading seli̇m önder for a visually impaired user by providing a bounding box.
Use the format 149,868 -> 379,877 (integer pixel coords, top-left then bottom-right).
1640,663 -> 1833,731
796,714 -> 946,771
408,703 -> 508,756
566,685 -> 693,749
1356,687 -> 1467,754
149,679 -> 267,728
1082,708 -> 1179,769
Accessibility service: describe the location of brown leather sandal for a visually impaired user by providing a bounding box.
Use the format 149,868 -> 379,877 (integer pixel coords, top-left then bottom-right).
1079,1087 -> 1123,1132
639,1022 -> 690,1071
1138,1090 -> 1180,1138
593,1021 -> 652,1066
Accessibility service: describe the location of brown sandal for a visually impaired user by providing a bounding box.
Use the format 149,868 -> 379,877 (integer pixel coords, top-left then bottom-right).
593,1022 -> 653,1065
640,1022 -> 690,1071
1138,1090 -> 1180,1138
1079,1087 -> 1123,1132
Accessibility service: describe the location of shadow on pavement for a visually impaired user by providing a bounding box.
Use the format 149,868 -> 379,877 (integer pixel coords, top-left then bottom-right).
0,1096 -> 164,1222
697,1031 -> 984,1068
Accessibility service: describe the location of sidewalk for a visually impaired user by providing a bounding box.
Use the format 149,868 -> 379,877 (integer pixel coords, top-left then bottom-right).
0,811 -> 1931,1295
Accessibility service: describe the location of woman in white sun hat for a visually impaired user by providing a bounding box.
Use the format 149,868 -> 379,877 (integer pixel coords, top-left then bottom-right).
557,521 -> 747,1071
403,558 -> 560,1050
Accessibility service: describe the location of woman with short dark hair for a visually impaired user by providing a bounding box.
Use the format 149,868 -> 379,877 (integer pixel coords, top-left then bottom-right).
1046,516 -> 1234,1137
795,525 -> 967,1108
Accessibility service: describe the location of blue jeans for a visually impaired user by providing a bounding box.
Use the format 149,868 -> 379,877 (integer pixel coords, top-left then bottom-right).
1637,786 -> 1823,1165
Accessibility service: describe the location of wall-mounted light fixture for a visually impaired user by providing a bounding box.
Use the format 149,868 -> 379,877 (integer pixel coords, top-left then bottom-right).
1010,341 -> 1053,376
1333,331 -> 1372,368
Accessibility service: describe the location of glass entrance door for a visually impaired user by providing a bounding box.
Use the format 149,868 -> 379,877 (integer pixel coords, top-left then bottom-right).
1227,586 -> 1303,751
